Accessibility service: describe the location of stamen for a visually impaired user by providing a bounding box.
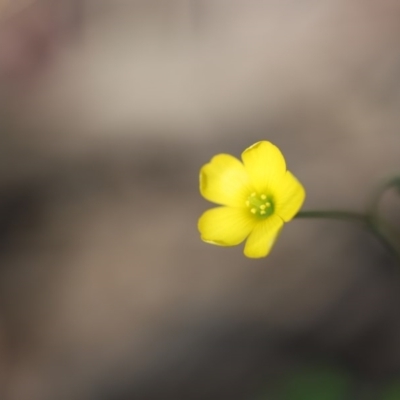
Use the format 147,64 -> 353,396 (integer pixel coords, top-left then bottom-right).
246,192 -> 274,218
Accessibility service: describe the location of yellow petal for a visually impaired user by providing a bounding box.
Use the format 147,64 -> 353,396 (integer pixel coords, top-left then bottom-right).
244,215 -> 283,258
241,141 -> 286,193
200,154 -> 253,207
198,207 -> 256,246
274,171 -> 306,222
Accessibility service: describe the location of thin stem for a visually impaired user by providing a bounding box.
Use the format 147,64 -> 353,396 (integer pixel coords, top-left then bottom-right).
295,210 -> 366,223
367,176 -> 400,218
366,216 -> 400,264
295,210 -> 400,265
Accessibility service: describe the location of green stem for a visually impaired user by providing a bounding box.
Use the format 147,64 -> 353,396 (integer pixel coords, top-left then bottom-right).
295,210 -> 365,222
366,218 -> 400,263
295,210 -> 400,264
367,176 -> 400,218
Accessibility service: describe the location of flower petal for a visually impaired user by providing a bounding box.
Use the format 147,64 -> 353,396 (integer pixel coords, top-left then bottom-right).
244,215 -> 283,258
198,206 -> 256,246
200,154 -> 253,207
241,141 -> 286,193
274,171 -> 306,222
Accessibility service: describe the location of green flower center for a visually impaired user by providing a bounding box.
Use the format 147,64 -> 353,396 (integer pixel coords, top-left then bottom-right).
246,192 -> 274,219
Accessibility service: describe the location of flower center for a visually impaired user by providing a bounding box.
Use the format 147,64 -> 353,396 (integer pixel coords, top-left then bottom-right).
245,192 -> 274,219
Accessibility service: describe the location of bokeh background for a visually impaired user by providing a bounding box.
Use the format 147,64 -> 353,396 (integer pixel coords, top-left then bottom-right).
2,1 -> 400,399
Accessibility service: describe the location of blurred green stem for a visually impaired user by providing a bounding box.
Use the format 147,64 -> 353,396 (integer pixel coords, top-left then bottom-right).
295,210 -> 365,222
367,176 -> 400,218
295,210 -> 400,264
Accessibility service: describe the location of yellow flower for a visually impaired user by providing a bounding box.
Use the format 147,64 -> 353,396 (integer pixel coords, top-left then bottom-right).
198,141 -> 306,258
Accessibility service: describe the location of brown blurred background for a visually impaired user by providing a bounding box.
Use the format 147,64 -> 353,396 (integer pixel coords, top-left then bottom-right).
1,1 -> 400,399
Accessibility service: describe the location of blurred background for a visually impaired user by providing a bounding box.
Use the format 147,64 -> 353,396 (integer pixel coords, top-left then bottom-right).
1,0 -> 400,399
